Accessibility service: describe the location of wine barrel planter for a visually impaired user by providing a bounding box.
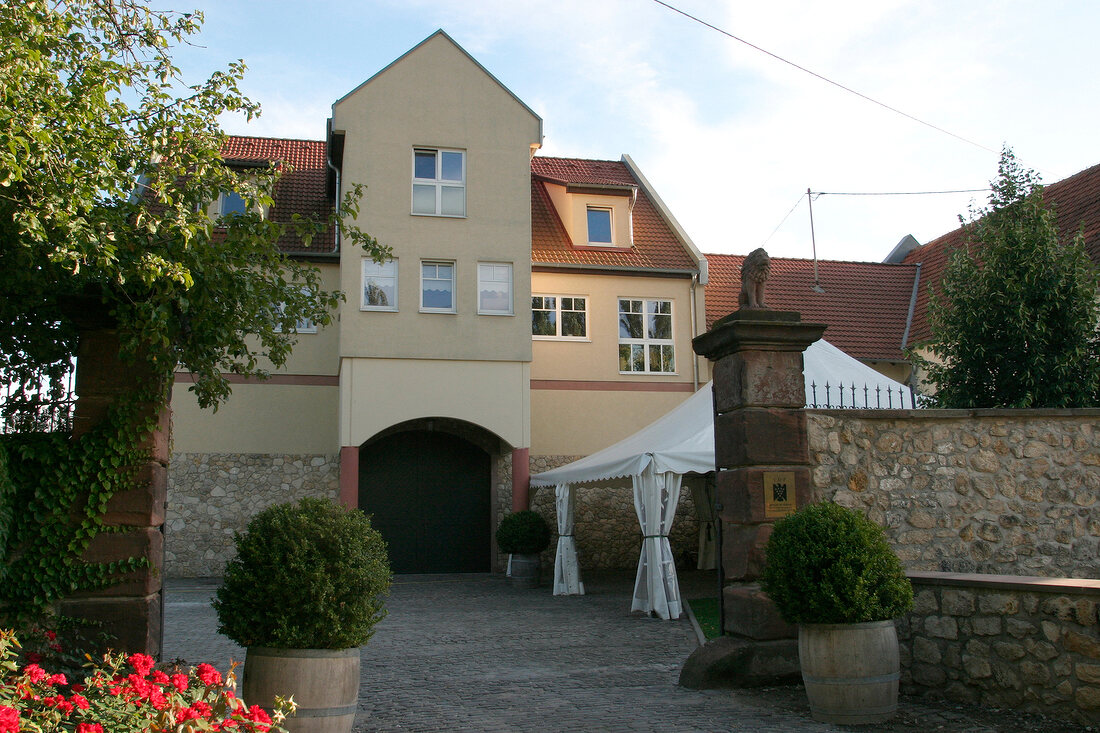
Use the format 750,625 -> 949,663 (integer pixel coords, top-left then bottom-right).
798,620 -> 900,725
509,553 -> 541,588
243,647 -> 361,733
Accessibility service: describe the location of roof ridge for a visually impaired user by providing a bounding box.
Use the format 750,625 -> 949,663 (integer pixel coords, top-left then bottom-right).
704,252 -> 915,267
533,155 -> 622,165
225,134 -> 325,145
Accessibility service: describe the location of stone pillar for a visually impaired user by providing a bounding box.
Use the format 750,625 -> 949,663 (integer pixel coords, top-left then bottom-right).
59,320 -> 169,658
690,309 -> 823,675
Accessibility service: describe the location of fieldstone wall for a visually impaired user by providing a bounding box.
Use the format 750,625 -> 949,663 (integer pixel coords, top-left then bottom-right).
901,572 -> 1100,725
808,409 -> 1100,578
528,455 -> 700,571
166,453 -> 339,577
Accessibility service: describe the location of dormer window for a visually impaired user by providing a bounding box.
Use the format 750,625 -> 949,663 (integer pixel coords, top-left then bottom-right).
218,191 -> 247,217
412,148 -> 465,217
586,207 -> 613,245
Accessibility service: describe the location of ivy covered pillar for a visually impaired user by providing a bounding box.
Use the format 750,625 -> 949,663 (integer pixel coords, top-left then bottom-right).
59,312 -> 170,658
688,306 -> 823,683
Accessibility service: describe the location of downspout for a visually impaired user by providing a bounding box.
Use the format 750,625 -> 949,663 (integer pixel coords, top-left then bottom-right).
326,157 -> 342,254
690,273 -> 700,391
901,262 -> 922,404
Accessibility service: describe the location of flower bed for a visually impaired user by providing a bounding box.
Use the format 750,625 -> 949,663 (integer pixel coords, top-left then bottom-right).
0,629 -> 293,732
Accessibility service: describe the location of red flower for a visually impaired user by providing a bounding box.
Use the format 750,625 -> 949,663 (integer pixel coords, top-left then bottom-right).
151,669 -> 169,685
196,663 -> 222,686
192,700 -> 213,717
0,706 -> 18,733
127,653 -> 155,677
44,630 -> 57,641
25,652 -> 42,664
169,673 -> 189,693
246,704 -> 272,731
71,684 -> 85,693
70,693 -> 90,710
46,673 -> 67,686
76,724 -> 104,733
177,706 -> 203,724
23,664 -> 47,684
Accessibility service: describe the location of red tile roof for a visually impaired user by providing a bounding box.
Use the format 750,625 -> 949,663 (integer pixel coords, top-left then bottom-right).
220,136 -> 335,255
705,254 -> 919,363
901,162 -> 1100,346
531,156 -> 698,272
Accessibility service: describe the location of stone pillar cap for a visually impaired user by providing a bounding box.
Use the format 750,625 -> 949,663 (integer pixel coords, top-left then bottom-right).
693,310 -> 827,361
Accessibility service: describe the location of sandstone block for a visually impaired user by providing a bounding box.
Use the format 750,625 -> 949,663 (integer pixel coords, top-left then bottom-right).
722,585 -> 796,641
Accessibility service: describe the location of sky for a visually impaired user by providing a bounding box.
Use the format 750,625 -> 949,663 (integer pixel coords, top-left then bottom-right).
164,0 -> 1100,263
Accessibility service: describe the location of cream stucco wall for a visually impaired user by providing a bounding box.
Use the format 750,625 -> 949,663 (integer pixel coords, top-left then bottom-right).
530,270 -> 704,383
340,357 -> 529,450
530,388 -> 692,456
171,382 -> 338,454
332,33 -> 541,365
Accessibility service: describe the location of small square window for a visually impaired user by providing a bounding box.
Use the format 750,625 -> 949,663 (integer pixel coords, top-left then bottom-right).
478,263 -> 513,315
273,290 -> 318,334
587,207 -> 612,244
412,148 -> 466,217
362,259 -> 398,311
421,261 -> 455,312
219,191 -> 247,218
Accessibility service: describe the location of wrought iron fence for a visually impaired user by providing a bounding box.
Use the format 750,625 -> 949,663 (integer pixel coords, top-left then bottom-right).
0,365 -> 76,435
806,381 -> 921,410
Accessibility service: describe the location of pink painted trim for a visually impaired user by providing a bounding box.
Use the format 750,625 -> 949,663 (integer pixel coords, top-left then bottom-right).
339,447 -> 358,509
531,379 -> 694,393
511,447 -> 530,512
174,372 -> 338,386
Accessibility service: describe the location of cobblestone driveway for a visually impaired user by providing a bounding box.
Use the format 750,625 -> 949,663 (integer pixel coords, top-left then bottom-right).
163,571 -> 1086,732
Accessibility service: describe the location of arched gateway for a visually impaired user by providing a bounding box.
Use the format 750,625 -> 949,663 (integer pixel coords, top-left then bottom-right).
358,418 -> 501,573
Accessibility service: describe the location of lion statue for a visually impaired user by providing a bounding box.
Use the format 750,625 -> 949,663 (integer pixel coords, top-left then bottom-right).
739,247 -> 771,309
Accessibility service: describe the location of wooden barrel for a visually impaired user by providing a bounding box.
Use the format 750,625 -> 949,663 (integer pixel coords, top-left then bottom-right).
509,553 -> 541,588
798,620 -> 900,725
243,647 -> 360,733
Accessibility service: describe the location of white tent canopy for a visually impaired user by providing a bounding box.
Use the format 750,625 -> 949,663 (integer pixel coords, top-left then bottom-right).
530,339 -> 910,619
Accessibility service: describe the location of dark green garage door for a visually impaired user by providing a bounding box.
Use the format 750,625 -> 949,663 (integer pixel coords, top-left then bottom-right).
358,430 -> 491,573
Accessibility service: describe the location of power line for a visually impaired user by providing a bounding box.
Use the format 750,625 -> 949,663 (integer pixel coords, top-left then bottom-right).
651,0 -> 1000,156
814,188 -> 994,197
760,192 -> 807,248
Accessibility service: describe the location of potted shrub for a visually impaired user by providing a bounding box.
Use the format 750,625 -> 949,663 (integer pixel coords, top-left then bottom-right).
761,502 -> 913,725
496,510 -> 551,588
214,498 -> 390,733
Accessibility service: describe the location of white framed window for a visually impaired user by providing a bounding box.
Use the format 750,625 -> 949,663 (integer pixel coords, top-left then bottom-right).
478,263 -> 513,315
618,298 -> 674,373
218,190 -> 247,217
273,293 -> 318,334
532,295 -> 587,339
420,261 -> 456,313
362,258 -> 398,311
412,148 -> 465,217
586,207 -> 613,244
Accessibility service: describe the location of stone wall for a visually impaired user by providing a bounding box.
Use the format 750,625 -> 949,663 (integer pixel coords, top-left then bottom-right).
528,455 -> 701,571
166,453 -> 339,577
808,409 -> 1100,578
901,572 -> 1100,725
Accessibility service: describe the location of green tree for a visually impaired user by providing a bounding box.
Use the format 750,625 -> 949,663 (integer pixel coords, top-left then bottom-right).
0,0 -> 386,411
919,149 -> 1100,407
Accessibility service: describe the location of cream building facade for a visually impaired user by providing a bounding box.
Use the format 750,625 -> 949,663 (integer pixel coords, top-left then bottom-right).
167,31 -> 709,576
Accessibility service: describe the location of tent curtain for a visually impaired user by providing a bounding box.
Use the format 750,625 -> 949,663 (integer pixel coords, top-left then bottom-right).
690,475 -> 717,570
553,482 -> 584,595
630,463 -> 682,619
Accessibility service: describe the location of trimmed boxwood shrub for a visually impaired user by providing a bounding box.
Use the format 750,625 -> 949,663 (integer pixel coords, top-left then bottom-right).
761,502 -> 913,625
495,510 -> 551,555
214,498 -> 391,649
